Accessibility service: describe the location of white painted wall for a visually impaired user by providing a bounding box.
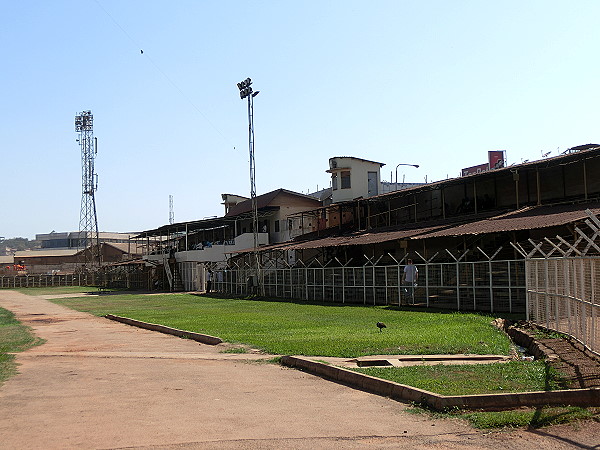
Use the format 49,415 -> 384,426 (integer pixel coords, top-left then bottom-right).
329,157 -> 383,203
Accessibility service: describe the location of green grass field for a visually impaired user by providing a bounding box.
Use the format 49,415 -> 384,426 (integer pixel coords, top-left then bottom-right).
354,360 -> 562,395
50,293 -> 512,358
0,307 -> 44,384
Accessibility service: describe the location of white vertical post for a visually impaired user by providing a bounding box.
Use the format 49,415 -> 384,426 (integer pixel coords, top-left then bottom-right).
384,266 -> 388,305
533,260 -> 539,322
507,261 -> 512,314
488,260 -> 494,313
591,259 -> 596,351
305,267 -> 309,301
566,259 -> 572,336
322,267 -> 325,301
580,258 -> 586,345
471,263 -> 476,310
342,267 -> 346,304
363,266 -> 366,305
544,258 -> 550,329
554,259 -> 559,330
425,260 -> 429,307
456,261 -> 460,311
332,268 -> 336,303
372,266 -> 376,306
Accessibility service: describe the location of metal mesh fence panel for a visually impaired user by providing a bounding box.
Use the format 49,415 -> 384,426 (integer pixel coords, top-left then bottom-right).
527,257 -> 599,354
215,259 -> 526,314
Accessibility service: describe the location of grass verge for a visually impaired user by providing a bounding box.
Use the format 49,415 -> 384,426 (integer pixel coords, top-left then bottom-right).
408,405 -> 599,429
0,307 -> 44,385
353,360 -> 563,395
50,293 -> 512,358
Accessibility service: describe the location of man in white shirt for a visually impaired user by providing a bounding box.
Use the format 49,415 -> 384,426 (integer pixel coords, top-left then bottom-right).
402,259 -> 418,305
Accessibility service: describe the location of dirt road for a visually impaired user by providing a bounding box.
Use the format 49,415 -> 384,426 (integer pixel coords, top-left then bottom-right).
0,290 -> 598,449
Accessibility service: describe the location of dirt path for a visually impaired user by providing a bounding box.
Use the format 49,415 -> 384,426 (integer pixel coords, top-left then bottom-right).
0,290 -> 598,449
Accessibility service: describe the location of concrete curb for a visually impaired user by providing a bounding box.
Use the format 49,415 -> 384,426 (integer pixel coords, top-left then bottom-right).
281,355 -> 600,411
506,326 -> 561,363
104,314 -> 222,345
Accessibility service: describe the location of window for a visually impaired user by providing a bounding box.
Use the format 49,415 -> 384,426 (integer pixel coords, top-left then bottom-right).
341,171 -> 351,189
332,173 -> 338,190
274,220 -> 280,233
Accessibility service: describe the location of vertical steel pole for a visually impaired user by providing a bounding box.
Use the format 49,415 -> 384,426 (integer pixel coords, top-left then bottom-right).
591,258 -> 596,351
544,258 -> 550,329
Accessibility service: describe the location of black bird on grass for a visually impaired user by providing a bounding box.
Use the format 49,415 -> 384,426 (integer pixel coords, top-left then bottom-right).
376,322 -> 386,332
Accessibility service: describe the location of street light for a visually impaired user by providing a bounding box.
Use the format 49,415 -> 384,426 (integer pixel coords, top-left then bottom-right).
395,163 -> 419,191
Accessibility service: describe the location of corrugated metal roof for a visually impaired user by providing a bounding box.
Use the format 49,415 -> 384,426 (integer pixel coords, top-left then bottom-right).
15,249 -> 79,257
285,224 -> 446,250
105,242 -> 143,254
412,203 -> 600,239
245,223 -> 449,254
244,202 -> 600,255
361,145 -> 600,204
225,188 -> 321,217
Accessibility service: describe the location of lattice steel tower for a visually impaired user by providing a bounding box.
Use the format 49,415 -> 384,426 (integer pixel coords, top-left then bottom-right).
75,110 -> 100,269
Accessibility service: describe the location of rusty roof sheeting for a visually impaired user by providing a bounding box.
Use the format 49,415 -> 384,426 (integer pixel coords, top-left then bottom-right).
240,223 -> 448,254
412,203 -> 600,239
233,203 -> 600,256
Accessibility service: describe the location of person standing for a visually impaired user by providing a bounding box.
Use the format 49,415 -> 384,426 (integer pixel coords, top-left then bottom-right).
206,269 -> 213,293
402,259 -> 418,305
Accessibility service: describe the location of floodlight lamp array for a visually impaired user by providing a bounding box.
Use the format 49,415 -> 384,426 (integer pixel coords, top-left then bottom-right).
75,110 -> 93,132
237,77 -> 253,99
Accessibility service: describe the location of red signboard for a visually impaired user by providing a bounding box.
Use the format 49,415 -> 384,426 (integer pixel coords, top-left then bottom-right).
462,150 -> 507,177
462,163 -> 489,177
488,150 -> 506,169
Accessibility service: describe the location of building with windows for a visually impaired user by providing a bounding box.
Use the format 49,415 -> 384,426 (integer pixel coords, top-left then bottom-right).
137,189 -> 323,291
327,157 -> 385,203
36,231 -> 141,249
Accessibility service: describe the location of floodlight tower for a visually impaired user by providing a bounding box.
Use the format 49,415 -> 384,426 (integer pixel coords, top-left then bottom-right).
75,110 -> 100,270
169,195 -> 174,225
237,77 -> 261,290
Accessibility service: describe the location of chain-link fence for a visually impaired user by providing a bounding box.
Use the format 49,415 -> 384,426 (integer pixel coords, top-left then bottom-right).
527,257 -> 599,354
520,209 -> 600,355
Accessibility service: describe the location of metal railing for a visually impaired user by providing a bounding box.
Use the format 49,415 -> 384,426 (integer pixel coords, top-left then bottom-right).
0,273 -> 99,288
0,272 -> 150,291
213,257 -> 526,314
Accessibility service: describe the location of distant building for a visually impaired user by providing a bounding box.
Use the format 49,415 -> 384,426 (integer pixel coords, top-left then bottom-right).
13,242 -> 143,275
36,231 -> 142,249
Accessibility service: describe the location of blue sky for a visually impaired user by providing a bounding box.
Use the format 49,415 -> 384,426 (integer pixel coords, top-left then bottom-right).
2,1 -> 599,240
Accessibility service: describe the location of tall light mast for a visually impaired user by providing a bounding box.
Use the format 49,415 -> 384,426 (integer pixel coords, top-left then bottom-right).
237,78 -> 261,291
75,110 -> 100,270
